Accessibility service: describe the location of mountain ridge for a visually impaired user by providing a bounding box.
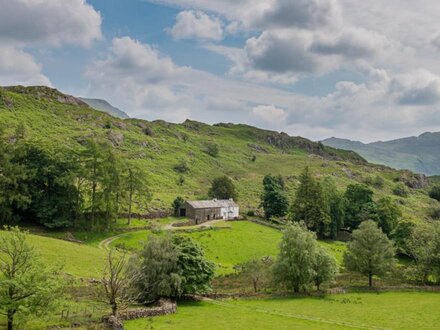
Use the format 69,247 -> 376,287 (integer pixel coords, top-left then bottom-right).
322,132 -> 440,175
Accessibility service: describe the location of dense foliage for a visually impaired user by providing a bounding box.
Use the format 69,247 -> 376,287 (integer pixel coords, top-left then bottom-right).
0,227 -> 63,330
343,221 -> 396,287
128,235 -> 214,304
290,167 -> 330,238
208,176 -> 238,200
260,174 -> 289,220
0,128 -> 149,230
273,223 -> 337,293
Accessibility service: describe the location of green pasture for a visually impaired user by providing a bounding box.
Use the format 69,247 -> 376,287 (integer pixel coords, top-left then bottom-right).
125,291 -> 440,330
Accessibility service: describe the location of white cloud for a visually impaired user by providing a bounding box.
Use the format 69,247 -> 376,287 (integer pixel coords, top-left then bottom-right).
169,10 -> 223,41
85,36 -> 440,142
0,45 -> 51,86
0,0 -> 101,47
0,0 -> 102,87
251,105 -> 287,128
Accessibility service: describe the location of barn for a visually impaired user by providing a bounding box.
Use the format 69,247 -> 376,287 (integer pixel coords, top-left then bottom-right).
180,199 -> 239,224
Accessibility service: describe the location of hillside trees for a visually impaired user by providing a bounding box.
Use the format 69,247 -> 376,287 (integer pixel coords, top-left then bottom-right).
123,165 -> 150,225
344,184 -> 374,230
0,130 -> 29,225
274,223 -> 337,293
406,223 -> 440,284
260,174 -> 289,220
0,227 -> 63,330
291,167 -> 330,238
343,220 -> 396,287
322,178 -> 346,239
14,145 -> 79,228
208,176 -> 238,200
172,197 -> 185,216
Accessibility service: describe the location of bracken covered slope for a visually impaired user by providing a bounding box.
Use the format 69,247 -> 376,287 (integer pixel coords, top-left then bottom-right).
0,86 -> 436,221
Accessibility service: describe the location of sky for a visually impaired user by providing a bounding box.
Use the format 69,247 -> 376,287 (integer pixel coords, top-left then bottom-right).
1,1 -> 440,142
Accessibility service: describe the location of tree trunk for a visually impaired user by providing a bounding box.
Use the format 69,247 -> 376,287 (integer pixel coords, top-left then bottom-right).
7,309 -> 15,330
111,301 -> 118,317
368,273 -> 373,287
253,278 -> 258,293
127,190 -> 133,226
293,284 -> 300,293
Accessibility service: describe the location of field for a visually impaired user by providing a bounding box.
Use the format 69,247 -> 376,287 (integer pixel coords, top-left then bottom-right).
0,231 -> 106,278
125,291 -> 440,330
111,220 -> 345,275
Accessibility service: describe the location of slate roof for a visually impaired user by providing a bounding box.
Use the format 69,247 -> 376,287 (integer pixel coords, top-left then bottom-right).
186,199 -> 238,209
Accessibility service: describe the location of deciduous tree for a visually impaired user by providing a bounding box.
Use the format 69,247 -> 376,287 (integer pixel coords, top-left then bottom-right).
343,220 -> 396,287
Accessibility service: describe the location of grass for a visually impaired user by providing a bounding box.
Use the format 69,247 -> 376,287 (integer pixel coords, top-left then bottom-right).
111,220 -> 346,275
0,230 -> 106,278
125,291 -> 440,330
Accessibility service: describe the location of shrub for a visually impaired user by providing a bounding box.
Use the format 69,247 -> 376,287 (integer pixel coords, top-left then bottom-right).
173,159 -> 190,173
393,183 -> 409,197
205,142 -> 219,157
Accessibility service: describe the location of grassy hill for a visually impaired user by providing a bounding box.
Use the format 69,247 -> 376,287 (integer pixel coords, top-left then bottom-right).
0,85 -> 437,222
322,133 -> 440,176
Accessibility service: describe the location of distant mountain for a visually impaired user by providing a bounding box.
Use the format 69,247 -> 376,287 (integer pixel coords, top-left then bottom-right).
322,133 -> 440,175
80,98 -> 129,119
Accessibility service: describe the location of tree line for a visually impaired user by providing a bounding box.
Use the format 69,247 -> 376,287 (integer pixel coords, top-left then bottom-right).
260,167 -> 401,239
0,127 -> 149,230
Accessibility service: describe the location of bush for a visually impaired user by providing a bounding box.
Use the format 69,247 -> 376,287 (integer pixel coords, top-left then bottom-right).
393,183 -> 409,197
205,142 -> 219,157
429,185 -> 440,202
173,159 -> 190,173
247,210 -> 255,217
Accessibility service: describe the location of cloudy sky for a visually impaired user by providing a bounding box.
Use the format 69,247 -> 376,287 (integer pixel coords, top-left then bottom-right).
2,0 -> 440,142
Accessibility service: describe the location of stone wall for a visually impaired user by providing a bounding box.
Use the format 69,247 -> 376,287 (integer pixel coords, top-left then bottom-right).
103,299 -> 177,329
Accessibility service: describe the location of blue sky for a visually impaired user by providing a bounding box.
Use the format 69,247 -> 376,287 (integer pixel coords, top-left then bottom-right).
1,0 -> 440,142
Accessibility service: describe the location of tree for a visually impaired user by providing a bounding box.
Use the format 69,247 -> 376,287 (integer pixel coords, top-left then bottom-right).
123,165 -> 150,225
129,235 -> 181,304
391,220 -> 415,256
428,185 -> 440,202
273,223 -> 317,293
375,197 -> 401,236
313,248 -> 338,291
344,184 -> 374,230
343,221 -> 396,287
172,235 -> 215,294
15,145 -> 79,228
406,223 -> 440,284
260,174 -> 288,220
101,249 -> 130,317
0,129 -> 30,225
208,176 -> 238,201
322,178 -> 346,239
0,227 -> 62,330
172,197 -> 185,216
291,167 -> 330,238
238,257 -> 273,293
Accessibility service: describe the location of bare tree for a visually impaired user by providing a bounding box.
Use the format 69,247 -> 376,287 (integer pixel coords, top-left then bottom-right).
101,249 -> 130,316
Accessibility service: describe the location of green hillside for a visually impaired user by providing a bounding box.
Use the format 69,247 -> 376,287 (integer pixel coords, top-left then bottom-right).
322,133 -> 440,176
0,86 -> 436,221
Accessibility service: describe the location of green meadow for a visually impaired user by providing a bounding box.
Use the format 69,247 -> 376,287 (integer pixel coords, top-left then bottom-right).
125,291 -> 440,330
